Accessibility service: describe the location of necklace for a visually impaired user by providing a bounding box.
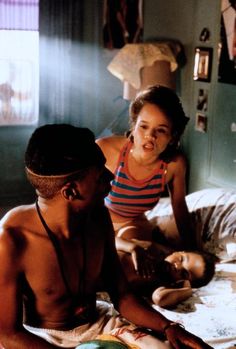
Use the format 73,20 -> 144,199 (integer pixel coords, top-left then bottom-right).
35,200 -> 86,298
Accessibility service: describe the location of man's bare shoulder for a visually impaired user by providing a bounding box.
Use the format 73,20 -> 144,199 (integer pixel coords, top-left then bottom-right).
0,204 -> 36,241
1,203 -> 35,223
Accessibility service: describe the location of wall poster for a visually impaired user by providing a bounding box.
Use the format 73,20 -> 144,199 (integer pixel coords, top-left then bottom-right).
193,47 -> 213,82
103,0 -> 143,49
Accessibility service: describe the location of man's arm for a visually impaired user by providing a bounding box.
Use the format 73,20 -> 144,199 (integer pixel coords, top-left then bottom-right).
101,216 -> 171,335
0,225 -> 57,349
116,291 -> 212,349
111,272 -> 211,349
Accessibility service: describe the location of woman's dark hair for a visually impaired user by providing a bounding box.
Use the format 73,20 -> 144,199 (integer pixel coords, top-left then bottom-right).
191,251 -> 216,288
229,0 -> 236,10
128,85 -> 189,161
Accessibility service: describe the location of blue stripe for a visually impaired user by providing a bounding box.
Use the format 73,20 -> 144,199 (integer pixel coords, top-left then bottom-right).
108,190 -> 161,200
105,197 -> 155,208
117,171 -> 162,181
116,171 -> 129,180
111,180 -> 162,191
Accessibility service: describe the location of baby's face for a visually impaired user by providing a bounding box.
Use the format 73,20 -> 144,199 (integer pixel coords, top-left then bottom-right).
164,251 -> 205,283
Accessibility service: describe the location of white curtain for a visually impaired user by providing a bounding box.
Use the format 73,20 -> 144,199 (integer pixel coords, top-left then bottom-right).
0,0 -> 39,126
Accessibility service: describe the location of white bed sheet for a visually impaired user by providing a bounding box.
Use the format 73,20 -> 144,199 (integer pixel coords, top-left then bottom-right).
152,262 -> 236,349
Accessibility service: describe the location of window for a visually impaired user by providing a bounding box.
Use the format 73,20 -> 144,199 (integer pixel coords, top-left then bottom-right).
0,0 -> 39,126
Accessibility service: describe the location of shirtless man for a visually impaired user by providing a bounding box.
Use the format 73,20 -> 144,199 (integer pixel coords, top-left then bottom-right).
0,124 -> 213,349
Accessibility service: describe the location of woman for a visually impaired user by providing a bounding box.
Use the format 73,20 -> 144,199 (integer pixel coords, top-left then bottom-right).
96,85 -> 199,275
118,248 -> 216,308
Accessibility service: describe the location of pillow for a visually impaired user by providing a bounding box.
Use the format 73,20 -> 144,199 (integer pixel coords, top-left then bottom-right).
146,188 -> 236,260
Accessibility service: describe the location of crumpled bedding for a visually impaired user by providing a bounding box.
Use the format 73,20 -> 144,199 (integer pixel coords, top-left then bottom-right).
98,262 -> 236,348
152,262 -> 236,349
98,188 -> 236,348
145,188 -> 236,348
146,188 -> 236,260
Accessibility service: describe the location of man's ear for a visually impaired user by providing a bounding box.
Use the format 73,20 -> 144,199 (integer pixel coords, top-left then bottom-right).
61,183 -> 79,201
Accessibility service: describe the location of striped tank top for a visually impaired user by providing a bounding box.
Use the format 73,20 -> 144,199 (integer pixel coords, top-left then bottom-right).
105,141 -> 167,218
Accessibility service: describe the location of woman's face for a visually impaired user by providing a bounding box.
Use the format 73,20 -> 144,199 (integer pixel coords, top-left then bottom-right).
132,103 -> 173,160
164,251 -> 205,283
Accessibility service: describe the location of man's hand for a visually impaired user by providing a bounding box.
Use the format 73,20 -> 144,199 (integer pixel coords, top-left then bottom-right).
165,323 -> 213,349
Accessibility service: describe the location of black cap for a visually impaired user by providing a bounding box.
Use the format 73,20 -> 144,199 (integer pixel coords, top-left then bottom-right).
25,124 -> 105,176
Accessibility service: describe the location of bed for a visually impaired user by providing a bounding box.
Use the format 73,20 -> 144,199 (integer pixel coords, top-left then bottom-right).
1,189 -> 234,348
145,188 -> 236,349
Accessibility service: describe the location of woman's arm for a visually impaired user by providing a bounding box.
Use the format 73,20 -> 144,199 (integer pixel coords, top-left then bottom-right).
152,280 -> 193,308
167,154 -> 198,250
116,236 -> 154,278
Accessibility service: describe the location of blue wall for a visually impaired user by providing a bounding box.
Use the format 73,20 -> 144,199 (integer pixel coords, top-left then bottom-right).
0,0 -> 235,207
144,0 -> 236,192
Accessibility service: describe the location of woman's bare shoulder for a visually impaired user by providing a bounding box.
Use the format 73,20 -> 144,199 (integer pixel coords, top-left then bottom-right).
165,152 -> 187,183
96,135 -> 128,171
167,151 -> 187,169
96,135 -> 127,151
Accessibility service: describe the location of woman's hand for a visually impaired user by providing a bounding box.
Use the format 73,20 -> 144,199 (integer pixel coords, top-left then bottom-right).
130,239 -> 155,278
115,236 -> 156,278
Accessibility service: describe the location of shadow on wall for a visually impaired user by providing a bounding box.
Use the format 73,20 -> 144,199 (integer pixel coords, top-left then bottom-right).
0,206 -> 13,219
